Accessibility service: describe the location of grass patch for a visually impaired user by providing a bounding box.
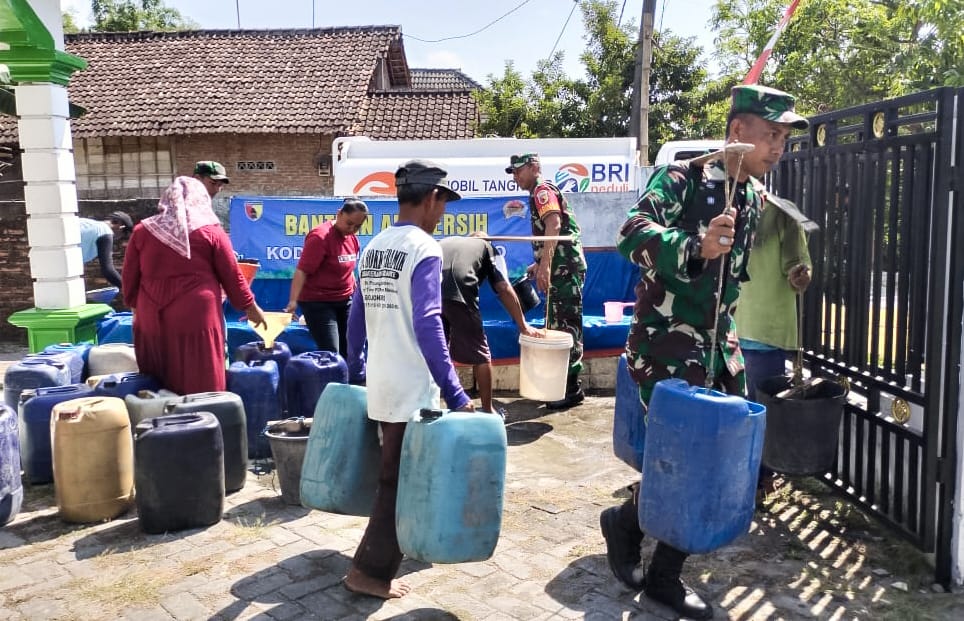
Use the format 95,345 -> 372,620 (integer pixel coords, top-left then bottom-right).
225,514 -> 275,544
66,555 -> 178,617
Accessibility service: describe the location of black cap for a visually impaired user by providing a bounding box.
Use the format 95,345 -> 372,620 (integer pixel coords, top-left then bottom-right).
107,211 -> 133,231
395,159 -> 461,201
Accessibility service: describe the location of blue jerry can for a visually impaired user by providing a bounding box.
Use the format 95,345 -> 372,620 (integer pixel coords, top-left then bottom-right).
639,378 -> 766,554
0,405 -> 23,526
284,351 -> 348,419
300,383 -> 379,516
396,409 -> 507,564
42,342 -> 93,383
3,358 -> 71,411
18,384 -> 95,484
29,350 -> 86,385
227,360 -> 281,459
613,354 -> 647,471
90,373 -> 161,399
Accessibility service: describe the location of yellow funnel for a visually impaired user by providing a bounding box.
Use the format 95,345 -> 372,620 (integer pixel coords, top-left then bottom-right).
252,312 -> 292,348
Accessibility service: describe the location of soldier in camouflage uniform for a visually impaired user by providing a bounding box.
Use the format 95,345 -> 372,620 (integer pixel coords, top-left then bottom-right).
599,85 -> 810,620
506,153 -> 588,409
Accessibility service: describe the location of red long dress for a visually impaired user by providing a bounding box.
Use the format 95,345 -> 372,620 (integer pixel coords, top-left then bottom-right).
122,223 -> 254,395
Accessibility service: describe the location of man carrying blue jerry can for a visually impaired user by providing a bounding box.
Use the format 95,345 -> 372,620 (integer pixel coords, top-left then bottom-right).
602,84 -> 810,619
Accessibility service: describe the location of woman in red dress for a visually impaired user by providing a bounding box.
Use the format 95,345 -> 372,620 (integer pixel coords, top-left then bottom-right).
123,176 -> 266,394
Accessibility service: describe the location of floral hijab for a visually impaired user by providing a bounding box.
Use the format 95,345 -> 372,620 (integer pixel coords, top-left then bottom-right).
141,176 -> 221,259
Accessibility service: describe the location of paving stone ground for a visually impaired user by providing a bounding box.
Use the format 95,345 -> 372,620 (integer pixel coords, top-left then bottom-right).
2,343 -> 964,620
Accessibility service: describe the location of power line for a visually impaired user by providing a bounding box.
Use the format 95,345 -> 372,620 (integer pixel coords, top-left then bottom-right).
618,0 -> 628,26
407,0 -> 536,43
548,1 -> 580,61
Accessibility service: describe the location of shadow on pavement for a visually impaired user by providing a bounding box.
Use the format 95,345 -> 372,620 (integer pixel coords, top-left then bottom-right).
543,553 -> 666,619
225,496 -> 312,523
71,514 -> 201,559
505,420 -> 553,446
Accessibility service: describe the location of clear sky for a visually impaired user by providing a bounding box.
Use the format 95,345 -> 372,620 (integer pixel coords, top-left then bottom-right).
62,0 -> 721,84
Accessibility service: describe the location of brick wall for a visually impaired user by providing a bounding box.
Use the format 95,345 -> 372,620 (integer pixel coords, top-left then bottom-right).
0,199 -> 157,344
174,133 -> 335,197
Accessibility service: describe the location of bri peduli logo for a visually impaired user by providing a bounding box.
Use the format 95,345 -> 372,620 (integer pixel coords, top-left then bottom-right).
244,202 -> 263,221
553,163 -> 590,193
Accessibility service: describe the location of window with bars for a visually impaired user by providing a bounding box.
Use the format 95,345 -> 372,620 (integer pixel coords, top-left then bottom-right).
74,136 -> 174,198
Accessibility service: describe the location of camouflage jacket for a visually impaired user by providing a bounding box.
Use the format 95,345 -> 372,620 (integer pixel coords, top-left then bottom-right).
528,179 -> 587,280
616,160 -> 762,401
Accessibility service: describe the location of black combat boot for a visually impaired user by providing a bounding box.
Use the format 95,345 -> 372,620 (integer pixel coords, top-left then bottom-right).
545,374 -> 584,410
643,542 -> 713,619
599,484 -> 645,590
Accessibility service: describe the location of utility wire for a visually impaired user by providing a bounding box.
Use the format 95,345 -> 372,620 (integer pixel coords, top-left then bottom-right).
618,0 -> 628,26
407,0 -> 536,43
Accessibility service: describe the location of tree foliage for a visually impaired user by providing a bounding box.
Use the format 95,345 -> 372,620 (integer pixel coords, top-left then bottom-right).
710,0 -> 964,113
91,0 -> 196,32
477,0 -> 723,161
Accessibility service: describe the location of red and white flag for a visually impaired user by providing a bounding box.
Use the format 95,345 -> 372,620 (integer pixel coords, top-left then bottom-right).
743,0 -> 802,85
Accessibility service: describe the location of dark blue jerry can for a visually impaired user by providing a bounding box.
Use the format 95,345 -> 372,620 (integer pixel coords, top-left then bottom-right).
29,349 -> 86,385
0,405 -> 22,526
168,392 -> 248,493
42,342 -> 93,381
3,358 -> 71,411
639,378 -> 766,554
18,384 -> 95,484
134,412 -> 224,533
234,340 -> 292,374
227,360 -> 280,459
284,351 -> 348,419
396,409 -> 507,563
300,383 -> 379,515
613,354 -> 647,471
90,373 -> 161,399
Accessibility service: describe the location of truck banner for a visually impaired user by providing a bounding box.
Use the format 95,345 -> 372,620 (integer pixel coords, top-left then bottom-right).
229,195 -> 537,279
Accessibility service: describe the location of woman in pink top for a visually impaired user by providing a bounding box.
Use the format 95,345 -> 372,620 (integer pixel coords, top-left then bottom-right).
285,198 -> 368,357
123,177 -> 266,394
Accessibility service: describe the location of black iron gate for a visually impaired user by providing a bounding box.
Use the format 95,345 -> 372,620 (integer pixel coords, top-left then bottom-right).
772,87 -> 962,585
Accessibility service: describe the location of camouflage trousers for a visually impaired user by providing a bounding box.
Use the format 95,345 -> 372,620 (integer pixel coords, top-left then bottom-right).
547,272 -> 585,377
629,348 -> 745,407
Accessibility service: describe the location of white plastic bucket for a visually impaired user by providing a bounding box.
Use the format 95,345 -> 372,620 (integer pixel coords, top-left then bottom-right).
519,329 -> 573,402
604,301 -> 634,324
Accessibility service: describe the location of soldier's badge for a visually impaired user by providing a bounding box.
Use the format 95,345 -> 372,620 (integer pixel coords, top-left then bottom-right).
535,189 -> 551,206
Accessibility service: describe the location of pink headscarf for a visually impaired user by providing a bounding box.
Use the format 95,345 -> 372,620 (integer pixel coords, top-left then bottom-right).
141,176 -> 222,259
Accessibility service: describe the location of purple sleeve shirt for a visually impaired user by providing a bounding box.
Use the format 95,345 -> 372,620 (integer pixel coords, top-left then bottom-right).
412,256 -> 471,410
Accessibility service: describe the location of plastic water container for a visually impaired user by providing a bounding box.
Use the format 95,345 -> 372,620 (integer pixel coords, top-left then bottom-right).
18,384 -> 95,484
52,397 -> 134,523
90,373 -> 161,399
396,408 -> 508,563
88,343 -> 138,376
134,412 -> 224,533
284,351 -> 348,419
27,350 -> 85,385
227,360 -> 280,460
43,343 -> 93,383
639,379 -> 766,554
124,389 -> 181,429
518,329 -> 573,402
603,301 -> 634,324
167,392 -> 248,493
235,340 -> 292,410
0,405 -> 23,526
612,354 -> 647,471
3,357 -> 71,410
300,384 -> 379,515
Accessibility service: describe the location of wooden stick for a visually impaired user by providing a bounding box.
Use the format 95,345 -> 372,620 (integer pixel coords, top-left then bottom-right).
478,235 -> 574,242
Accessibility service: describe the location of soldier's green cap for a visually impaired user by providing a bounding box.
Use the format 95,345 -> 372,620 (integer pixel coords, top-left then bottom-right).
194,160 -> 230,183
731,85 -> 809,130
505,152 -> 539,174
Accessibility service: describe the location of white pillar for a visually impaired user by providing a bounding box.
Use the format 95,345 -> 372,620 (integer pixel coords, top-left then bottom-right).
17,82 -> 86,309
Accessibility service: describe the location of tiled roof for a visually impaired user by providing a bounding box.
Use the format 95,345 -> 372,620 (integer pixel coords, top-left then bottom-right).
0,28 -> 406,139
0,28 -> 482,143
410,68 -> 481,91
354,91 -> 479,140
